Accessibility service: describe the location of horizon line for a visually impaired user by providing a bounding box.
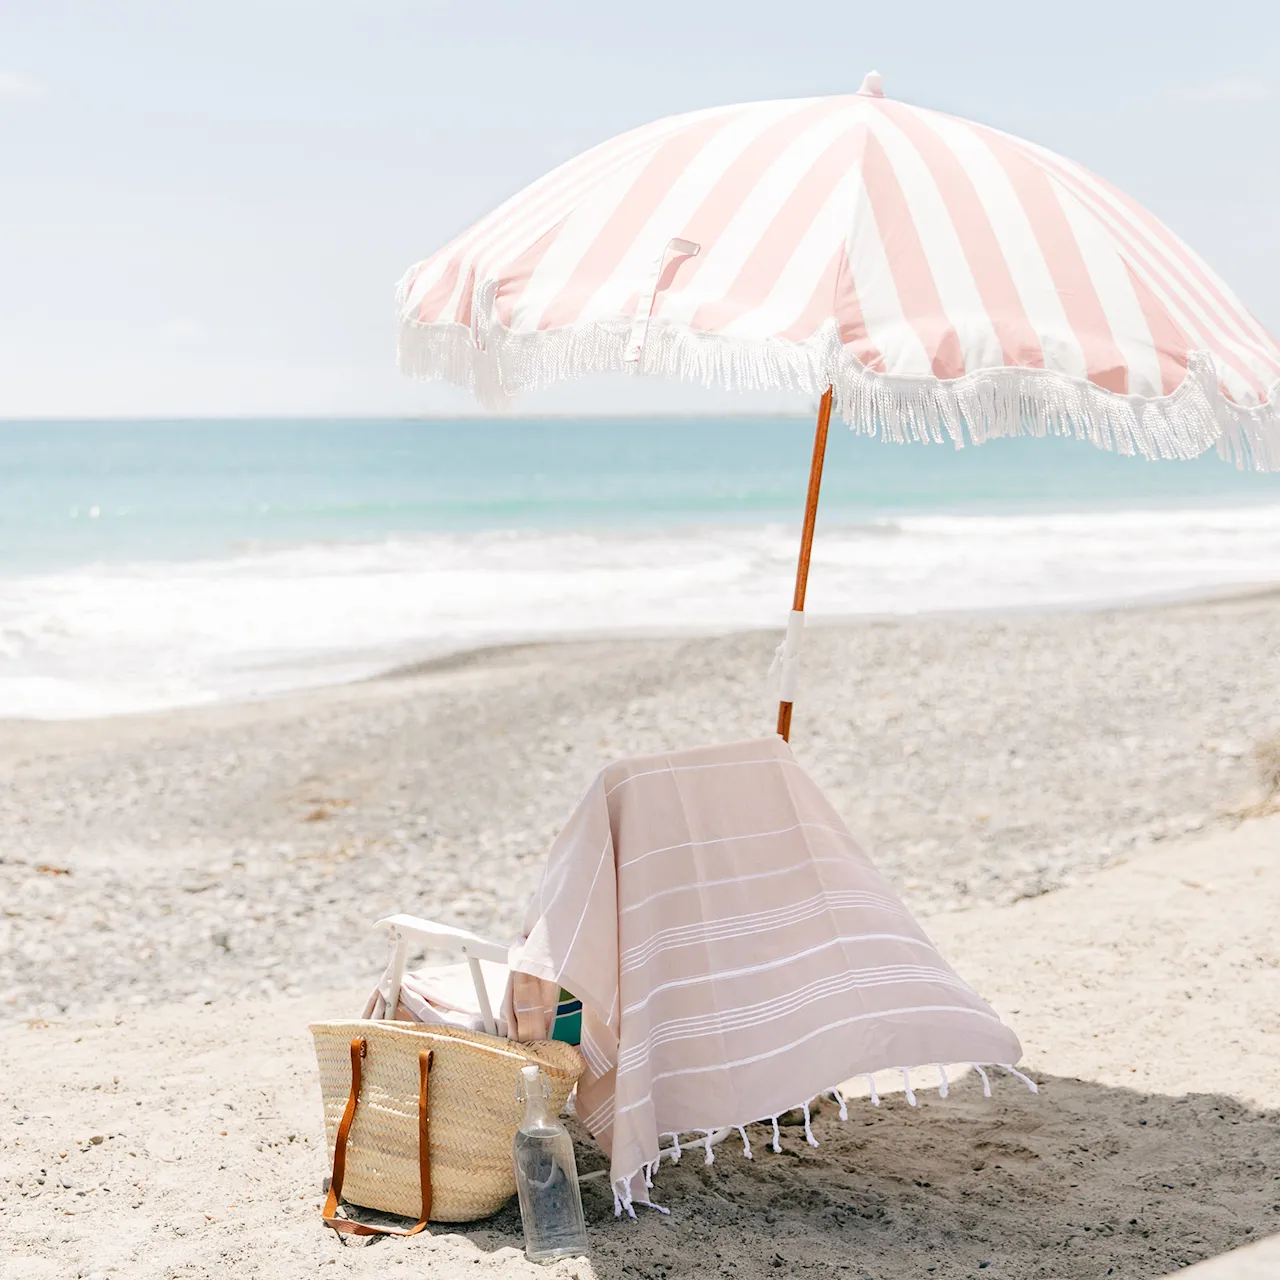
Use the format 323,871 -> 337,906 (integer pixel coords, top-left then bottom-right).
0,410 -> 821,425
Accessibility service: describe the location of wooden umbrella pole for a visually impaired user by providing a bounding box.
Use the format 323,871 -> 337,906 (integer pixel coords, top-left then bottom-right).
776,385 -> 834,742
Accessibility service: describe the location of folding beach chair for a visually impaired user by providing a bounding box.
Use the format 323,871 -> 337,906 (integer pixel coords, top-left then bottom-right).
372,913 -> 508,1037
369,912 -> 735,1171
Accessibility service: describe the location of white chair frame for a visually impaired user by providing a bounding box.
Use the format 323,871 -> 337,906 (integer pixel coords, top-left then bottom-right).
375,913 -> 508,1037
373,913 -> 732,1177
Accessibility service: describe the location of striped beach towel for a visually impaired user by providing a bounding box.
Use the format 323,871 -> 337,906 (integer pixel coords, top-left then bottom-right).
508,737 -> 1026,1210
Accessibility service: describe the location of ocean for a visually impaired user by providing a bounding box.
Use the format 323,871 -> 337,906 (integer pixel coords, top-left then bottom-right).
3,417 -> 1279,720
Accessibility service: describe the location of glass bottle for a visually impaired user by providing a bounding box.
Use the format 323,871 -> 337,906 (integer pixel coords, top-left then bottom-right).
513,1064 -> 589,1262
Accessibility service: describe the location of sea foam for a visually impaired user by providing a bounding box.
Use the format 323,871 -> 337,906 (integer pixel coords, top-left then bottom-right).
3,504 -> 1279,720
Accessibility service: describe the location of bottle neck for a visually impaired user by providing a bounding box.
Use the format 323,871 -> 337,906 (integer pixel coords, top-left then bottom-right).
521,1085 -> 554,1131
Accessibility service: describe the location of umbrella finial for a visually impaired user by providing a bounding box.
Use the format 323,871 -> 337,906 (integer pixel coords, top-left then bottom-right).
857,70 -> 885,97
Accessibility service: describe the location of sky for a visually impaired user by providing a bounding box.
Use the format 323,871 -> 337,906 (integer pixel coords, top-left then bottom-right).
1,0 -> 1277,418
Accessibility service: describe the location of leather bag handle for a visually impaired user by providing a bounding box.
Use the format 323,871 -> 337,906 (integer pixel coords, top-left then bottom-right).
323,1036 -> 434,1237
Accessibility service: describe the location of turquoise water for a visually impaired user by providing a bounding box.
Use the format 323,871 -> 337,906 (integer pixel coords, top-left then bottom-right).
3,417 -> 1279,572
2,417 -> 1279,719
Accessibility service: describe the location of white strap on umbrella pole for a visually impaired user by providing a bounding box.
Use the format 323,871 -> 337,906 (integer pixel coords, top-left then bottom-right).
775,609 -> 805,704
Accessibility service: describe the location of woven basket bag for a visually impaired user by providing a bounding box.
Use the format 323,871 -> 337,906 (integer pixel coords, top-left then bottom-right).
312,1020 -> 584,1228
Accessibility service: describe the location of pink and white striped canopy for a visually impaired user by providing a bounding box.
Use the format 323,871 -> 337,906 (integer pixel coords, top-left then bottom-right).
399,75 -> 1280,468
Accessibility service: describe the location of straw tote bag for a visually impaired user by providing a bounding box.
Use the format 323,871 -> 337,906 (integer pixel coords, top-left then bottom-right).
311,1020 -> 585,1231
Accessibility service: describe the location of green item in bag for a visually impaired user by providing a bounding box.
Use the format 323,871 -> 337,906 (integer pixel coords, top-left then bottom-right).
550,989 -> 582,1045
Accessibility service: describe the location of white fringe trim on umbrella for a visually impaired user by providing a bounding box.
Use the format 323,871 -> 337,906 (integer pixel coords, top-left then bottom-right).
396,300 -> 1280,472
607,1060 -> 1039,1218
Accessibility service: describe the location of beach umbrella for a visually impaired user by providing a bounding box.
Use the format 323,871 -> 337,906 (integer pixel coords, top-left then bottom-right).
396,72 -> 1280,740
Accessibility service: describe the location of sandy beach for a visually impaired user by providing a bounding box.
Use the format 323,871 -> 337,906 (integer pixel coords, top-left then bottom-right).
8,3 -> 1280,1276
3,592 -> 1278,1279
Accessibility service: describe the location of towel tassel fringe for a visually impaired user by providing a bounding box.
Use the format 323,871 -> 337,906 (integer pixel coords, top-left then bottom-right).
608,1061 -> 1035,1214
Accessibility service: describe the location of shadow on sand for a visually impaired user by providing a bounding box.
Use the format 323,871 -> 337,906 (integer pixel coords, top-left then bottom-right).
342,1069 -> 1279,1279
